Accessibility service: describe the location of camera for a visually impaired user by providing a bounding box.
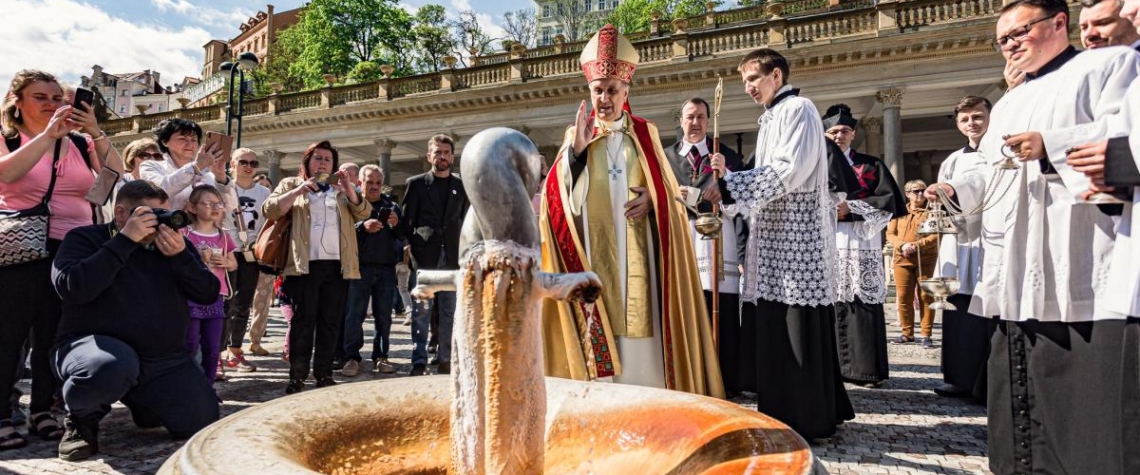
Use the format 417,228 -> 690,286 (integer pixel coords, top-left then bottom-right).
152,208 -> 190,230
315,172 -> 332,192
379,207 -> 392,226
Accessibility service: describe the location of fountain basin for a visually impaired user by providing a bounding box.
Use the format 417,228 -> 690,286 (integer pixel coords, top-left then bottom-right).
158,376 -> 817,475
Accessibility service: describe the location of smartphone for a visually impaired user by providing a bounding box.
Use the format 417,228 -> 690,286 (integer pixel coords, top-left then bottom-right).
72,87 -> 95,111
315,172 -> 332,192
203,131 -> 234,155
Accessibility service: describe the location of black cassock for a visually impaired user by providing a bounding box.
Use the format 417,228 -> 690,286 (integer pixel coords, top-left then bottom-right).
828,142 -> 904,384
664,138 -> 750,393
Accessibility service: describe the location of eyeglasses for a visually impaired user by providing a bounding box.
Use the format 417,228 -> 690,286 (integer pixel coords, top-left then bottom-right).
196,201 -> 226,210
137,152 -> 163,160
993,15 -> 1056,51
906,189 -> 926,194
238,159 -> 260,168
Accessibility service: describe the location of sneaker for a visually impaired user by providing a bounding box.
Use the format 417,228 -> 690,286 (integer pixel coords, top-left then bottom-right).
215,359 -> 228,382
58,417 -> 98,461
401,312 -> 412,326
285,379 -> 305,394
331,359 -> 347,371
919,337 -> 935,349
410,364 -> 427,376
374,358 -> 396,374
340,360 -> 361,377
359,359 -> 373,374
226,353 -> 257,373
890,335 -> 915,344
9,397 -> 27,426
437,362 -> 451,375
315,377 -> 337,388
248,344 -> 270,357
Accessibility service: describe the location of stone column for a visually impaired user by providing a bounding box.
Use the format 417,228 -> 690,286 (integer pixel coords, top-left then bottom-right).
264,149 -> 285,185
876,87 -> 905,185
374,139 -> 397,185
860,116 -> 884,159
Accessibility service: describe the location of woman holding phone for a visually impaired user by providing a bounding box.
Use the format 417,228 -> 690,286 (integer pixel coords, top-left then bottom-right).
0,70 -> 124,449
263,140 -> 370,394
139,118 -> 233,213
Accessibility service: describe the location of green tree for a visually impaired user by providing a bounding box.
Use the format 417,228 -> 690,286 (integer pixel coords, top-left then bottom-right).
606,0 -> 711,33
413,4 -> 455,72
347,61 -> 385,83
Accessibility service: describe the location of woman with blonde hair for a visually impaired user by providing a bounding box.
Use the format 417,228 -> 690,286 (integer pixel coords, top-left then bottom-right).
0,69 -> 123,449
121,138 -> 161,181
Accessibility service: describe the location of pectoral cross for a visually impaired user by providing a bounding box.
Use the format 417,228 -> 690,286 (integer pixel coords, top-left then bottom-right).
608,164 -> 622,181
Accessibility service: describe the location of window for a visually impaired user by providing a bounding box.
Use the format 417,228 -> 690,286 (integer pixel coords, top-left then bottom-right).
598,0 -> 605,10
556,26 -> 563,36
543,4 -> 550,17
585,1 -> 591,11
542,27 -> 552,45
158,104 -> 164,112
121,90 -> 127,97
557,3 -> 564,15
120,105 -> 125,113
611,0 -> 619,8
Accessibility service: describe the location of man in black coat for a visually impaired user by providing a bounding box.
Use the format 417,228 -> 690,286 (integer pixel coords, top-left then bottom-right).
51,181 -> 221,461
401,134 -> 469,376
665,97 -> 750,393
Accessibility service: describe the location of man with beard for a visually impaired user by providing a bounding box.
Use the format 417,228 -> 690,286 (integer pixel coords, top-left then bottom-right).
401,135 -> 468,376
1080,0 -> 1140,49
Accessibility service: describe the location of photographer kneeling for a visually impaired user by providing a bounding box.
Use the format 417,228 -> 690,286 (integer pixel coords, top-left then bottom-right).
50,180 -> 221,461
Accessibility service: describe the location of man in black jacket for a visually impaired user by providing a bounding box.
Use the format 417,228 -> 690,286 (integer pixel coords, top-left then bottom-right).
50,180 -> 220,461
401,134 -> 470,376
664,97 -> 749,393
341,165 -> 405,376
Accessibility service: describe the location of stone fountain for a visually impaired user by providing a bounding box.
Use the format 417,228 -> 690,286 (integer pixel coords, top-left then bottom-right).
158,128 -> 819,475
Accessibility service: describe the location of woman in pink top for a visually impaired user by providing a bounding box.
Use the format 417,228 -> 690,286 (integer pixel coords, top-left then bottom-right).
0,70 -> 124,450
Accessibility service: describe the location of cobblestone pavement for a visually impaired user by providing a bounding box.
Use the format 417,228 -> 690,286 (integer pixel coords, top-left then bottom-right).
0,304 -> 991,475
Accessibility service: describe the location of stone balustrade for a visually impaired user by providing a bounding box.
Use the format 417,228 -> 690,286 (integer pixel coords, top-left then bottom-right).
99,0 -> 1014,135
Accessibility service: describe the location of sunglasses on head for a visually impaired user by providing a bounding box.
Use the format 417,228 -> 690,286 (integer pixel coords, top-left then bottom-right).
238,159 -> 260,168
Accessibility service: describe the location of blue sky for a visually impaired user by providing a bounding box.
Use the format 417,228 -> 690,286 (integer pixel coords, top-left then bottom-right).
0,0 -> 518,92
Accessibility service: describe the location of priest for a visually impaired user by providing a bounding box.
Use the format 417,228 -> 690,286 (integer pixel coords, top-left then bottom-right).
664,97 -> 749,394
823,104 -> 904,386
539,25 -> 723,397
712,48 -> 855,440
926,0 -> 1140,472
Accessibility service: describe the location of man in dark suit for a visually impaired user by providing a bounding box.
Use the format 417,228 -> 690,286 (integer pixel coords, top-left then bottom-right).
664,97 -> 749,393
401,134 -> 469,376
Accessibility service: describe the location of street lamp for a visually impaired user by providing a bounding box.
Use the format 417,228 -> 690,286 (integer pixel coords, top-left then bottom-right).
220,51 -> 260,147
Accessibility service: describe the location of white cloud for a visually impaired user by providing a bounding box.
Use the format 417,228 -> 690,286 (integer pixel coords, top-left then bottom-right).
448,0 -> 508,44
0,0 -> 213,93
151,0 -> 195,14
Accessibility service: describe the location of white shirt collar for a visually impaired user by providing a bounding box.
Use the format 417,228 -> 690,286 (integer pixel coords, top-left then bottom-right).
598,114 -> 626,133
678,138 -> 709,157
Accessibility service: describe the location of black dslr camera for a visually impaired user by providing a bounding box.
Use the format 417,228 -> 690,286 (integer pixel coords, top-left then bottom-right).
151,208 -> 190,230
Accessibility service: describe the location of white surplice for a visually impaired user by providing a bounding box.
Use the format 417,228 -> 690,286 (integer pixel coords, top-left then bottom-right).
723,85 -> 838,307
945,47 -> 1140,322
936,147 -> 987,295
1104,75 -> 1140,317
569,114 -> 666,389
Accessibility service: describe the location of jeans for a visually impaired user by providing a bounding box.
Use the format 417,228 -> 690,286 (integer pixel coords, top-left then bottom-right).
412,290 -> 455,366
283,260 -> 348,381
51,335 -> 218,438
224,254 -> 262,349
343,265 -> 397,361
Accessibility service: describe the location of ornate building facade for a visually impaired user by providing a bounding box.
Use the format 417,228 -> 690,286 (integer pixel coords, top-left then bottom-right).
100,0 -> 1076,193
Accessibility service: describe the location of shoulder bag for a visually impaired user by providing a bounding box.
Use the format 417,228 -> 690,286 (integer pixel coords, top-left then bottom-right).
0,139 -> 64,266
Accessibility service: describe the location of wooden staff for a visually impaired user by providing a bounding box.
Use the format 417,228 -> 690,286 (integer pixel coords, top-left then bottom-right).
711,77 -> 724,350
